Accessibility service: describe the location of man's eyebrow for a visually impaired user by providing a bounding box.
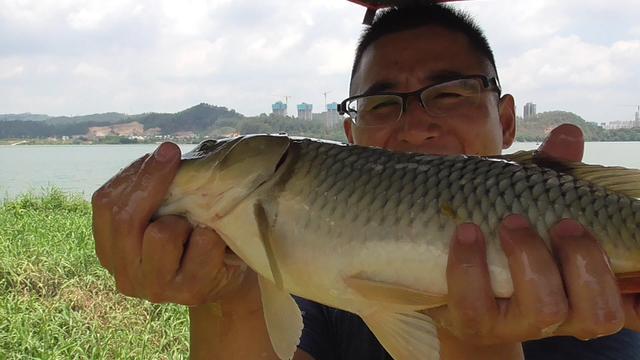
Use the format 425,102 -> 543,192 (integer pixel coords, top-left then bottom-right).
359,71 -> 471,96
360,81 -> 395,95
425,70 -> 468,83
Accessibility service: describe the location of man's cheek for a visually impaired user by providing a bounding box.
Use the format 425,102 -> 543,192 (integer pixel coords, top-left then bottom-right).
353,128 -> 393,148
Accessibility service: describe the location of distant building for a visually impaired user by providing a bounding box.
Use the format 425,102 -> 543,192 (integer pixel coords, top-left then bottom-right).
272,101 -> 287,117
144,127 -> 162,137
635,108 -> 640,127
523,102 -> 537,120
325,102 -> 340,128
604,121 -> 637,130
297,103 -> 313,121
174,131 -> 196,140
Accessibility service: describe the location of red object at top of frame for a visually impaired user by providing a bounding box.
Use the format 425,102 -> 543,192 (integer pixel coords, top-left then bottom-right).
347,0 -> 467,10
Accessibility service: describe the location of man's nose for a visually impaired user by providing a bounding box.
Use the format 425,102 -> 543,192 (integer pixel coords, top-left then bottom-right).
396,97 -> 443,144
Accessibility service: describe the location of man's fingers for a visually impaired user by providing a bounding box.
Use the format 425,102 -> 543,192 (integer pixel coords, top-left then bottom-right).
111,142 -> 181,283
499,215 -> 568,339
124,142 -> 182,229
435,223 -> 498,340
621,294 -> 640,332
141,215 -> 192,303
537,123 -> 584,162
92,154 -> 150,273
174,226 -> 233,305
550,219 -> 624,339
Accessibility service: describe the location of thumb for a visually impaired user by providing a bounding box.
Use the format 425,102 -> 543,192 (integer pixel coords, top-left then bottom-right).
537,124 -> 584,162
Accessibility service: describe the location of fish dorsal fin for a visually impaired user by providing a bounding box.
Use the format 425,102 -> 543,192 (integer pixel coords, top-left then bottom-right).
556,162 -> 640,198
345,276 -> 447,309
499,151 -> 640,199
258,275 -> 303,360
361,310 -> 440,360
496,149 -> 537,165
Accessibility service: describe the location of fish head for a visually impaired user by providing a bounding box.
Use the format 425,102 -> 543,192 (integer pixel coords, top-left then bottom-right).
156,134 -> 291,223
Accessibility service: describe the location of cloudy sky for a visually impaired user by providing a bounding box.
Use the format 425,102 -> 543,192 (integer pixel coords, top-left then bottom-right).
1,0 -> 639,123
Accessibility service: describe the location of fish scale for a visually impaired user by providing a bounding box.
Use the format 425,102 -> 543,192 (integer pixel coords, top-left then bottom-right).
273,138 -> 640,273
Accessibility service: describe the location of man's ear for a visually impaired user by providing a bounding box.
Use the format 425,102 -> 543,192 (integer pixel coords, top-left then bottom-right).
498,94 -> 516,149
343,118 -> 355,144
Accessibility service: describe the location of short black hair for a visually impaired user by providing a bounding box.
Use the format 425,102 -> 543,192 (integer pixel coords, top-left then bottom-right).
350,2 -> 498,94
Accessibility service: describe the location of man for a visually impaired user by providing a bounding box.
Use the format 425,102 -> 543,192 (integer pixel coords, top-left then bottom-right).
92,3 -> 640,359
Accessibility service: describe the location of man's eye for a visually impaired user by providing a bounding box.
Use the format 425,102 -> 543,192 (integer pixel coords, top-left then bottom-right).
370,101 -> 397,110
436,93 -> 462,99
363,98 -> 398,111
433,92 -> 464,100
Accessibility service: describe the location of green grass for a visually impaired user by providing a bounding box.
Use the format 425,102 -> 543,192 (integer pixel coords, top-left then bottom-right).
0,189 -> 189,359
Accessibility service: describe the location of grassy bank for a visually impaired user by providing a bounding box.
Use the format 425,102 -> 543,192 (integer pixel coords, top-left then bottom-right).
0,189 -> 189,359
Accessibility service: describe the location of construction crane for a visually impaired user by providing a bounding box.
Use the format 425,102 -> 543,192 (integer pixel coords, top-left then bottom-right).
322,91 -> 332,127
322,91 -> 331,111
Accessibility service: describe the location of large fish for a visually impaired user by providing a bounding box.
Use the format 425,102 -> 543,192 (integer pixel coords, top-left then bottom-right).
156,134 -> 640,360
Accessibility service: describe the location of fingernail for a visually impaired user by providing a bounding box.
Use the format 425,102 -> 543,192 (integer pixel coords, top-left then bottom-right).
553,219 -> 584,237
539,125 -> 582,151
154,143 -> 173,161
456,223 -> 478,244
503,214 -> 530,230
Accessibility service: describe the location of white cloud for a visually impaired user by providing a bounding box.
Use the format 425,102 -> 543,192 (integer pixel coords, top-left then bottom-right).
307,39 -> 357,76
72,62 -> 111,79
159,0 -> 231,36
66,0 -> 144,31
502,35 -> 625,89
172,39 -> 225,77
0,61 -> 24,79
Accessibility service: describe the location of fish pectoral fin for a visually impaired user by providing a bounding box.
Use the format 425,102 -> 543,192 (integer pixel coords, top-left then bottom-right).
258,275 -> 303,360
361,310 -> 440,360
345,276 -> 447,309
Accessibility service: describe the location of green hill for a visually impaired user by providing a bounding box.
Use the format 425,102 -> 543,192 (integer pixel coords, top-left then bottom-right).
133,103 -> 243,134
2,107 -> 638,142
0,104 -> 243,139
0,113 -> 50,122
517,111 -> 609,141
45,113 -> 129,125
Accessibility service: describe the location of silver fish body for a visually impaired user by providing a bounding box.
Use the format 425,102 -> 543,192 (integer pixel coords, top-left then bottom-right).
157,134 -> 640,360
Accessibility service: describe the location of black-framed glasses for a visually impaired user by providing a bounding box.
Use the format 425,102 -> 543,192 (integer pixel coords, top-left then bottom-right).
337,75 -> 502,127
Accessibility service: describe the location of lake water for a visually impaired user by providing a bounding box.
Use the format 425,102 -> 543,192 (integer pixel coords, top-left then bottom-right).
1,142 -> 639,201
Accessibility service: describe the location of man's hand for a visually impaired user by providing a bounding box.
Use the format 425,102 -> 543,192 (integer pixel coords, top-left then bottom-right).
429,124 -> 640,345
91,142 -> 256,310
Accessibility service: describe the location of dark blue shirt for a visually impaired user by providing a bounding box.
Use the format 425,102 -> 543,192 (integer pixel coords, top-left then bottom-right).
295,297 -> 640,360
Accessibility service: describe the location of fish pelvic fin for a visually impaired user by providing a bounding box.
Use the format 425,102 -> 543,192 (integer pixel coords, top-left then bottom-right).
361,310 -> 440,360
345,276 -> 448,310
255,201 -> 284,289
258,275 -> 303,360
499,150 -> 640,199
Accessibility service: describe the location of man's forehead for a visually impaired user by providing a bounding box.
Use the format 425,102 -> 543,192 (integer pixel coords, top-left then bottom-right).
351,26 -> 493,94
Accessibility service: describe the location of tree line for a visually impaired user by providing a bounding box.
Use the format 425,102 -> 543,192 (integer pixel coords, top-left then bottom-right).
1,105 -> 638,143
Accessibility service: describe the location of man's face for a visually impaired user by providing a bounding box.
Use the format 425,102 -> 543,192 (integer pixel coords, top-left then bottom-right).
344,25 -> 515,156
